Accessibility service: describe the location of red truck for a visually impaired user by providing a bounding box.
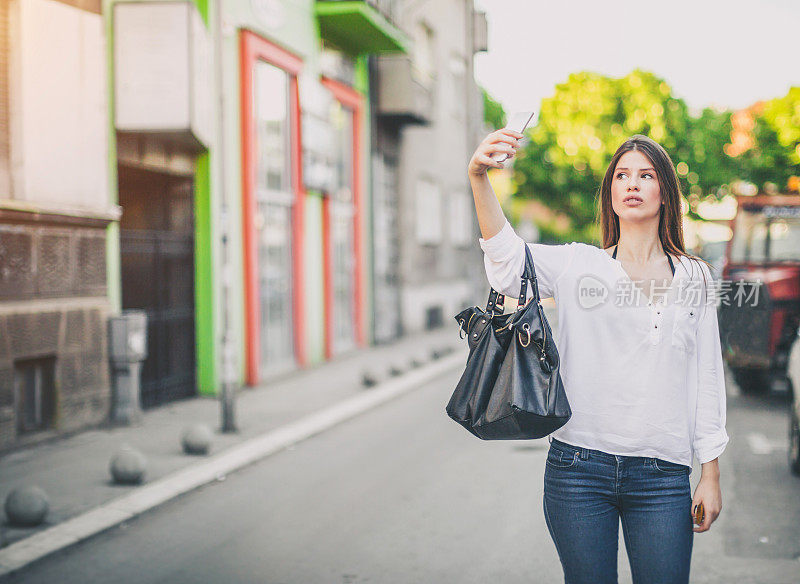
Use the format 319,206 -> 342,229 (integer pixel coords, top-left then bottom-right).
718,194 -> 800,397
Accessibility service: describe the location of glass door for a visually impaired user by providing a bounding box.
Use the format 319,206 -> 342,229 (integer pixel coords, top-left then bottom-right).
254,60 -> 296,376
329,99 -> 356,355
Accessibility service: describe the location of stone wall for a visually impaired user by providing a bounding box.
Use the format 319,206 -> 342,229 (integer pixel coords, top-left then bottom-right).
0,219 -> 111,451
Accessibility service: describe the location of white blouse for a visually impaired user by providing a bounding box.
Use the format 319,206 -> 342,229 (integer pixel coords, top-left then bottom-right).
478,219 -> 729,469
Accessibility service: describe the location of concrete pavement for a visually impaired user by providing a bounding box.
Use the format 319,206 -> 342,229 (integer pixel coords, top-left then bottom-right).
0,326 -> 468,578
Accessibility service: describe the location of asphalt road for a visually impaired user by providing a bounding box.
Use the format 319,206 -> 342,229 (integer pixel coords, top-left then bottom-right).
6,363 -> 800,583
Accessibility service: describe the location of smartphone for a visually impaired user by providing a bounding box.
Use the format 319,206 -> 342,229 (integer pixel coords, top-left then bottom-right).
491,111 -> 535,163
693,502 -> 705,525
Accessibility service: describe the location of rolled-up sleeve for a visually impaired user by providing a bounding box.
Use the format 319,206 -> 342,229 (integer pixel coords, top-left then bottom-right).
477,219 -> 577,301
692,262 -> 730,464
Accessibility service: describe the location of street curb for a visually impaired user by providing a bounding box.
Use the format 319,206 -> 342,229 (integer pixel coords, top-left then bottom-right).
0,351 -> 465,578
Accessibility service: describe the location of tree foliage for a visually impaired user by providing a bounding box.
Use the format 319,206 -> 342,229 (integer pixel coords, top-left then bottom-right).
510,70 -> 799,242
482,86 -> 506,129
736,88 -> 800,192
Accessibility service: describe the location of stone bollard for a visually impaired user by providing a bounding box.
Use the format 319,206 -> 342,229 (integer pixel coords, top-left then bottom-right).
110,445 -> 147,485
410,351 -> 429,368
4,486 -> 49,527
362,367 -> 385,387
181,423 -> 213,455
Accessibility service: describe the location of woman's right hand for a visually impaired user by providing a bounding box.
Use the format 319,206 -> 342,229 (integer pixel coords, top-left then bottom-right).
467,128 -> 525,177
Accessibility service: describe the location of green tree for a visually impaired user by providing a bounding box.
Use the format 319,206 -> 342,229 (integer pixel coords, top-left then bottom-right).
482,86 -> 506,129
737,88 -> 800,191
511,72 -> 796,244
513,69 -> 694,242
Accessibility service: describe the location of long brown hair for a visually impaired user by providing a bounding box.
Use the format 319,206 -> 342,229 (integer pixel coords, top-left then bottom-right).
597,134 -> 712,286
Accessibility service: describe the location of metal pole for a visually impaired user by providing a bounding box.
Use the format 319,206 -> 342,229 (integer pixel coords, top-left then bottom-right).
215,0 -> 238,432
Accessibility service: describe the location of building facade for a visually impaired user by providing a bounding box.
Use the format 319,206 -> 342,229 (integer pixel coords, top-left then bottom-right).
0,0 -> 488,450
0,0 -> 114,449
376,0 -> 488,337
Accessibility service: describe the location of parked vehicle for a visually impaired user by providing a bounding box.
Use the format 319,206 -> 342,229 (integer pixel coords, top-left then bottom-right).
787,327 -> 800,475
718,194 -> 800,395
698,240 -> 728,281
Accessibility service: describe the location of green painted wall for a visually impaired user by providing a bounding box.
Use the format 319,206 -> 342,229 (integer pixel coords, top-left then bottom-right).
194,151 -> 218,395
193,0 -> 218,396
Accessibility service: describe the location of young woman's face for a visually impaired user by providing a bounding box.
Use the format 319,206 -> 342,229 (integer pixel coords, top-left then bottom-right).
611,150 -> 662,219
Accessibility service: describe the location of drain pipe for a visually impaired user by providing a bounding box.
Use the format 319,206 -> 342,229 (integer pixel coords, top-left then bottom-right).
214,0 -> 238,432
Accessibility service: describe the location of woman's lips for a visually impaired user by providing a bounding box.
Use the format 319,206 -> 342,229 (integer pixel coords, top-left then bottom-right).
623,198 -> 643,205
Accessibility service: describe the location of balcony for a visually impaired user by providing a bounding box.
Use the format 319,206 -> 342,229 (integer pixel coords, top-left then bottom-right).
315,1 -> 409,55
375,55 -> 433,126
113,1 -> 211,151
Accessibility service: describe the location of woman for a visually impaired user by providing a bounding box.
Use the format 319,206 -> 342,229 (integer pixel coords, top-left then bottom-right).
467,131 -> 728,584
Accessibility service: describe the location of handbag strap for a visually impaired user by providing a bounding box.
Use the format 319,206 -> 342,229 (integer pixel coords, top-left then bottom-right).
484,241 -> 540,315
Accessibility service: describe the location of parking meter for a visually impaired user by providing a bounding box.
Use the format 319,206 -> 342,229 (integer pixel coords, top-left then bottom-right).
108,310 -> 148,424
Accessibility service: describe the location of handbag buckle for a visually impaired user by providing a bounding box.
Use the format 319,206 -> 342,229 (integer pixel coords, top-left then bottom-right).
519,323 -> 531,347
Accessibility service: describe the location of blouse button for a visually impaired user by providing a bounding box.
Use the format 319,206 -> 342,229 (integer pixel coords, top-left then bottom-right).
654,324 -> 658,328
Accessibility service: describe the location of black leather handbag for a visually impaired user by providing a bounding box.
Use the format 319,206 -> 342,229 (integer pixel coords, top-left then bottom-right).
446,241 -> 572,439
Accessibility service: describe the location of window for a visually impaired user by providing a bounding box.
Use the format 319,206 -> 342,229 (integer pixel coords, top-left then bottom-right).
448,190 -> 472,246
449,53 -> 466,121
15,356 -> 56,434
729,207 -> 800,263
416,178 -> 442,244
425,305 -> 444,329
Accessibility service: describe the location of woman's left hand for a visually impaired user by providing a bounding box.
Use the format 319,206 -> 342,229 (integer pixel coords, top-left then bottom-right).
691,476 -> 722,533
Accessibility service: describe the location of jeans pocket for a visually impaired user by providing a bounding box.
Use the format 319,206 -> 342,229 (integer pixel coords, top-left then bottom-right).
546,446 -> 578,469
651,457 -> 690,474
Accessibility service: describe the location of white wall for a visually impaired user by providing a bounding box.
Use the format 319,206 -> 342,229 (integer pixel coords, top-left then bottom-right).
10,0 -> 108,210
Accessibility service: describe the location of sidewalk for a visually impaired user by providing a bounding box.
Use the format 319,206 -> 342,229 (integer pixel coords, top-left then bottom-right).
0,326 -> 468,576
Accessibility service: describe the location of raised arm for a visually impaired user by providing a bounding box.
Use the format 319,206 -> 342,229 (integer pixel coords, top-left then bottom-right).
467,128 -> 524,240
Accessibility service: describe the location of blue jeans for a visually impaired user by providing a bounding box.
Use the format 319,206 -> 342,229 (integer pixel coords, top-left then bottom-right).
543,437 -> 694,584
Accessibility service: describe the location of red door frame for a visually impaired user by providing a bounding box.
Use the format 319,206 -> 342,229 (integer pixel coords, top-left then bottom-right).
240,30 -> 307,385
320,76 -> 366,358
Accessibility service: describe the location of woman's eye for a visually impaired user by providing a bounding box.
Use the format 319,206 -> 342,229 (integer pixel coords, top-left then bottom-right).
616,172 -> 654,179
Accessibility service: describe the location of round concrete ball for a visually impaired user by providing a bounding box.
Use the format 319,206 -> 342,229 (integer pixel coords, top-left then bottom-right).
362,367 -> 383,387
110,447 -> 147,485
4,486 -> 49,527
182,423 -> 213,455
412,351 -> 429,367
